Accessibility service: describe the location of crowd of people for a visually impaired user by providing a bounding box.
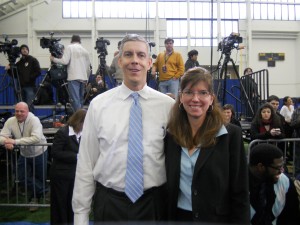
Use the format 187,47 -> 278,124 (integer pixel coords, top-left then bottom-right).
1,34 -> 300,225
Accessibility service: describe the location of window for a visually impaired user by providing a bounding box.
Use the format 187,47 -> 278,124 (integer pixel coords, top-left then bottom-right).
167,19 -> 238,47
61,0 -> 300,47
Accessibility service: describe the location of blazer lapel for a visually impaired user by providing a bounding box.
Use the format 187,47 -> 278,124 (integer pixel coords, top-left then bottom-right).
193,146 -> 215,176
70,135 -> 79,145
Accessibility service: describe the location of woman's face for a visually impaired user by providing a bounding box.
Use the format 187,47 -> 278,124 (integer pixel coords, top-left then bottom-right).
180,81 -> 214,121
223,109 -> 232,123
245,68 -> 253,75
261,107 -> 272,121
286,97 -> 293,106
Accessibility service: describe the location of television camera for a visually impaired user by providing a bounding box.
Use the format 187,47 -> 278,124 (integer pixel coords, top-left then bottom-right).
0,36 -> 20,64
40,32 -> 64,58
95,37 -> 110,59
94,37 -> 111,88
218,32 -> 243,55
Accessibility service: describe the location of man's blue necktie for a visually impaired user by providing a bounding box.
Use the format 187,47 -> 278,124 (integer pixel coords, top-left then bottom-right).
125,92 -> 144,203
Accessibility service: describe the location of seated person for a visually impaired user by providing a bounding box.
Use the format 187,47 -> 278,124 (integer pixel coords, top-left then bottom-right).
222,104 -> 241,127
250,103 -> 285,141
85,74 -> 107,103
249,143 -> 300,225
280,96 -> 294,138
267,95 -> 286,129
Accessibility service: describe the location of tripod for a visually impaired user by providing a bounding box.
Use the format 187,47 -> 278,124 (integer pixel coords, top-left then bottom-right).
1,63 -> 23,103
30,63 -> 74,116
216,52 -> 254,116
97,54 -> 115,89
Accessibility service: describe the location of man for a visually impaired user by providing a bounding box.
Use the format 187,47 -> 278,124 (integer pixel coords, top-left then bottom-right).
267,95 -> 286,131
266,95 -> 289,157
0,102 -> 48,212
185,49 -> 200,72
151,37 -> 184,98
249,143 -> 300,225
50,35 -> 91,112
72,34 -> 175,224
108,41 -> 124,86
5,44 -> 41,107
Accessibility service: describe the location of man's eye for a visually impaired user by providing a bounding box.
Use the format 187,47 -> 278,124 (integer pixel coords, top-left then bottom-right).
124,52 -> 132,57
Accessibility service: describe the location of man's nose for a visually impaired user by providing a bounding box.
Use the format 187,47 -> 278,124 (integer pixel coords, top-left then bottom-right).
131,54 -> 139,63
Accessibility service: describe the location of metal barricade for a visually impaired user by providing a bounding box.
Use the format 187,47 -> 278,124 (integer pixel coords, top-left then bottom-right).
0,143 -> 52,208
248,138 -> 300,177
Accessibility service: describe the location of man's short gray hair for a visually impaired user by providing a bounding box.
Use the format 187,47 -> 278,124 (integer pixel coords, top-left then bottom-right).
118,34 -> 150,57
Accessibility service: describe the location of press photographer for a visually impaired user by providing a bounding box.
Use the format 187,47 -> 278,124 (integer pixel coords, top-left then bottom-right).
3,37 -> 41,109
50,34 -> 91,112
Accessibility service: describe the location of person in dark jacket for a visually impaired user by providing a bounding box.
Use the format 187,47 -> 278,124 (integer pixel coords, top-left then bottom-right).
5,44 -> 41,106
222,103 -> 241,127
165,67 -> 249,224
50,109 -> 87,225
249,143 -> 300,225
267,95 -> 286,130
241,67 -> 259,119
250,103 -> 285,141
84,74 -> 107,104
184,49 -> 200,72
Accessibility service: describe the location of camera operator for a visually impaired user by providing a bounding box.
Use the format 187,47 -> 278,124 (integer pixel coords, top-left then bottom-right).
50,35 -> 91,112
5,44 -> 41,110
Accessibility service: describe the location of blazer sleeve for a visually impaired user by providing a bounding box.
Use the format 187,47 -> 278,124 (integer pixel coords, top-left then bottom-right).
226,124 -> 250,224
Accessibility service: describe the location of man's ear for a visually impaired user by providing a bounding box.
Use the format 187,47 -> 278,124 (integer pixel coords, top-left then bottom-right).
118,57 -> 122,67
147,58 -> 152,71
257,162 -> 266,173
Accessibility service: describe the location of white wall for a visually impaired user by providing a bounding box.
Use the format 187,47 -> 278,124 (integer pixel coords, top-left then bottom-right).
0,0 -> 300,98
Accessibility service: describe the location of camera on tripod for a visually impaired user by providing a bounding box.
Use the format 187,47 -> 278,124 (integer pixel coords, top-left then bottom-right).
40,32 -> 64,58
95,37 -> 110,58
0,36 -> 20,64
218,32 -> 243,55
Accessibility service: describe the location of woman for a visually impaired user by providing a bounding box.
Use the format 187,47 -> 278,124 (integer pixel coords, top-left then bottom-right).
50,109 -> 87,225
165,67 -> 249,224
250,103 -> 285,140
244,67 -> 253,76
280,96 -> 294,138
222,104 -> 241,127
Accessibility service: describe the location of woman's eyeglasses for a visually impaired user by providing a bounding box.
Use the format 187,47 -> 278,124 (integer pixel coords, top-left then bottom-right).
181,90 -> 211,99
